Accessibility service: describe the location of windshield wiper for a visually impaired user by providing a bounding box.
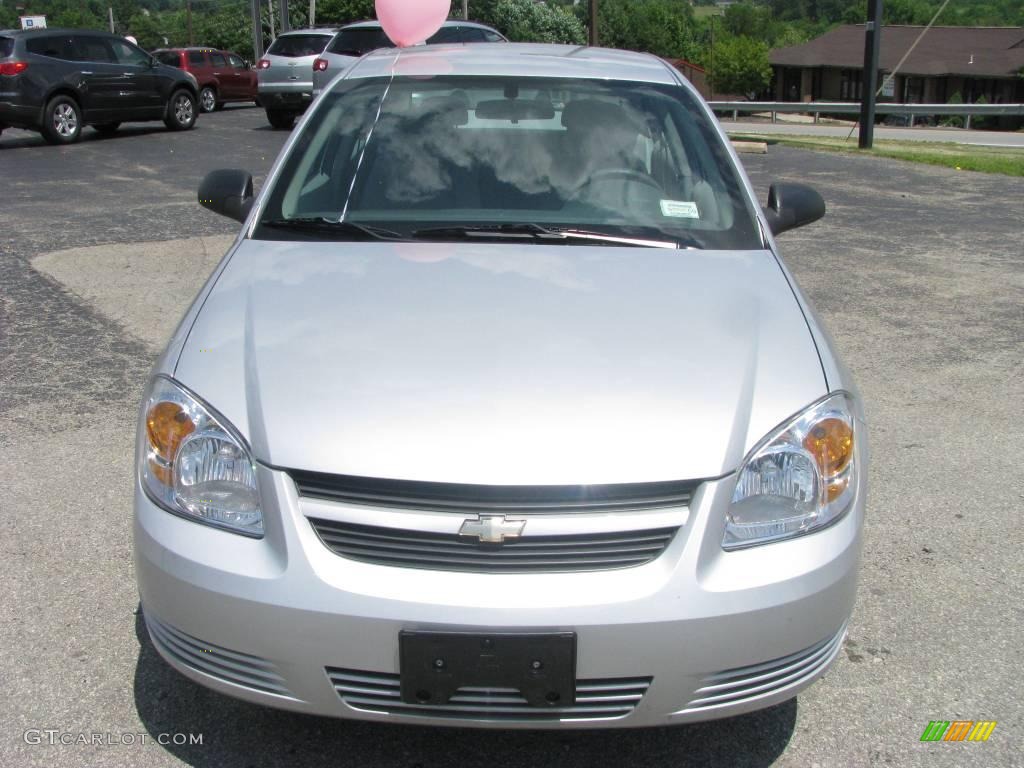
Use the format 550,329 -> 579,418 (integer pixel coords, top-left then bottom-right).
260,218 -> 405,241
411,223 -> 684,249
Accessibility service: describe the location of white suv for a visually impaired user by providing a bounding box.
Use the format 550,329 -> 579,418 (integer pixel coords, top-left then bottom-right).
312,20 -> 506,97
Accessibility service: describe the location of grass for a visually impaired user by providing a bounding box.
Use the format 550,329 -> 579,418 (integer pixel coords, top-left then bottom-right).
693,7 -> 726,19
729,133 -> 1024,176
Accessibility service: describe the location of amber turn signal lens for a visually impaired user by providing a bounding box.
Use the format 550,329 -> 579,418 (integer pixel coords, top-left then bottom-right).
147,457 -> 173,486
146,402 -> 195,463
826,476 -> 850,503
803,417 -> 853,478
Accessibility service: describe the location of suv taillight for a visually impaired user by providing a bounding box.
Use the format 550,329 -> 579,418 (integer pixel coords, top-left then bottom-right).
0,61 -> 28,76
313,58 -> 328,72
256,59 -> 271,69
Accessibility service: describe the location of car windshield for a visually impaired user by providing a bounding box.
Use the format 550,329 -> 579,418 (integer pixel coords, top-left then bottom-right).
0,36 -> 14,58
257,76 -> 762,250
329,27 -> 393,56
266,34 -> 332,58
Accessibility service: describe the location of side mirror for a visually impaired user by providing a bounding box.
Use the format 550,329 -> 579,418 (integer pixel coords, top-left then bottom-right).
198,169 -> 254,223
763,183 -> 826,236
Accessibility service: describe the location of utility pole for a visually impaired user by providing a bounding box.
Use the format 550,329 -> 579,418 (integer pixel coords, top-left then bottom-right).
186,0 -> 193,45
462,0 -> 468,20
268,0 -> 275,40
709,14 -> 716,100
280,0 -> 290,32
858,0 -> 883,148
108,6 -> 114,34
251,0 -> 264,61
589,0 -> 598,46
310,0 -> 316,27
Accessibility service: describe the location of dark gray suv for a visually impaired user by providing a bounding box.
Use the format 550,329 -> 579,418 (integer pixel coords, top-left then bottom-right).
0,28 -> 199,145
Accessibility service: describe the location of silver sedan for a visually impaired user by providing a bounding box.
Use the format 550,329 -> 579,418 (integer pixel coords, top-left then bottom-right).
135,43 -> 867,729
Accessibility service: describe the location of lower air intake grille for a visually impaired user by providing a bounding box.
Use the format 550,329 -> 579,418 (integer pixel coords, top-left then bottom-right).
145,612 -> 293,698
681,623 -> 847,713
326,668 -> 652,721
309,518 -> 678,573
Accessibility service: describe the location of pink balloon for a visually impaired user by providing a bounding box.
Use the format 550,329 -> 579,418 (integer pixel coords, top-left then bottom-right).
376,0 -> 450,48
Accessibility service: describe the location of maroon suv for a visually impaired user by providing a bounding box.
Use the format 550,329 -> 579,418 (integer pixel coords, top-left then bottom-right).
152,48 -> 257,113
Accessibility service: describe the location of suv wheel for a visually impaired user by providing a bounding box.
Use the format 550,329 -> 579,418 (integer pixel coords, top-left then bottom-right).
199,86 -> 217,114
94,122 -> 120,136
165,90 -> 197,131
42,96 -> 82,145
266,109 -> 295,130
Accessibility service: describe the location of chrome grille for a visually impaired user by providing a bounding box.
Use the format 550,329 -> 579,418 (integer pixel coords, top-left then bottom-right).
327,668 -> 651,721
145,612 -> 293,697
309,518 -> 678,572
291,470 -> 697,515
681,624 -> 847,713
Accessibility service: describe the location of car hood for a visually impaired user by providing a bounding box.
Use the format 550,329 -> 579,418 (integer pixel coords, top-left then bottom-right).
173,240 -> 826,484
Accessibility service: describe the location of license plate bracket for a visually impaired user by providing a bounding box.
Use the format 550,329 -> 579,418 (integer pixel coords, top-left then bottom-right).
399,631 -> 576,708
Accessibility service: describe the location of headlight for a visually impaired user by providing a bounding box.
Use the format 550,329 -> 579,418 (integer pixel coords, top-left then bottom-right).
725,392 -> 857,549
139,376 -> 262,537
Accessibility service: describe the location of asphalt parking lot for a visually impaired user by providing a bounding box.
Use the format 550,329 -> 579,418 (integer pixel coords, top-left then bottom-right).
1,105 -> 1022,768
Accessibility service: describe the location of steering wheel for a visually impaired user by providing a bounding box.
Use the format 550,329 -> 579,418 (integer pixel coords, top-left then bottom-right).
571,168 -> 663,199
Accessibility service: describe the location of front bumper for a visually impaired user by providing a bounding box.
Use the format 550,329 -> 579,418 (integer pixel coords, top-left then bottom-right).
134,454 -> 864,729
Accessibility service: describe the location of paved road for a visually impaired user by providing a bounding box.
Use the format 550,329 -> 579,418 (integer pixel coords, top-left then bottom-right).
720,119 -> 1024,148
1,107 -> 1022,768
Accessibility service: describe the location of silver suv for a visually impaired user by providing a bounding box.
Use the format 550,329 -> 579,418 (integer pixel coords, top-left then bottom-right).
256,28 -> 337,129
312,20 -> 506,97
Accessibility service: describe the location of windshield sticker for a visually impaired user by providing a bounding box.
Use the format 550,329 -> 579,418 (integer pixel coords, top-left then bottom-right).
660,200 -> 700,219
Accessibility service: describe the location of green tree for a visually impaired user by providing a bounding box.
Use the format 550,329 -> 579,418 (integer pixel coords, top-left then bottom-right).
317,0 -> 376,25
488,0 -> 585,45
597,0 -> 699,60
1,5 -> 19,28
709,34 -> 772,98
723,2 -> 770,39
127,9 -> 185,49
942,90 -> 964,128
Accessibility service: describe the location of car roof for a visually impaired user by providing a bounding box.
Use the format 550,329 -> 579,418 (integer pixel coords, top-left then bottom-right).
341,19 -> 500,32
275,28 -> 338,36
348,43 -> 680,85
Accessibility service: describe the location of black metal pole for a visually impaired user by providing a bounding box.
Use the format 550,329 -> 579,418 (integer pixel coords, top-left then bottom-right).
251,0 -> 264,61
709,15 -> 715,101
858,0 -> 883,148
280,0 -> 290,32
589,0 -> 598,47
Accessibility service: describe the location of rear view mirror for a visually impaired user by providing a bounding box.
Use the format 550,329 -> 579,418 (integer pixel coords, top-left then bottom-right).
763,183 -> 826,236
199,169 -> 254,223
475,99 -> 555,121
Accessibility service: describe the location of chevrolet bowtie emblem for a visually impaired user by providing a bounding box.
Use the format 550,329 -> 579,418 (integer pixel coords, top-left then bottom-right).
458,515 -> 526,544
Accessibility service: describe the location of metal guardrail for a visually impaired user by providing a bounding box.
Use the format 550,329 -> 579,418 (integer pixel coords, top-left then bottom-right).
708,101 -> 1024,129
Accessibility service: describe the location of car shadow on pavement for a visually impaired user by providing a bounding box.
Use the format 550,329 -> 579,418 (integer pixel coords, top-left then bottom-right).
133,612 -> 796,768
0,125 -> 175,148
